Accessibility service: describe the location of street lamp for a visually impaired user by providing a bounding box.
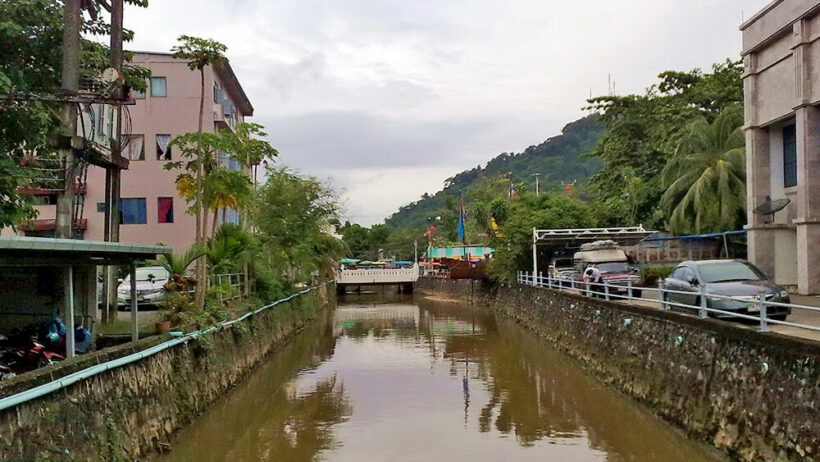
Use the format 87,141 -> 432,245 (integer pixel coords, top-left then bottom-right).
531,173 -> 541,197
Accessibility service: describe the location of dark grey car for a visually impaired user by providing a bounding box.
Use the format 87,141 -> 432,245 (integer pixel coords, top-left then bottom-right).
662,260 -> 791,321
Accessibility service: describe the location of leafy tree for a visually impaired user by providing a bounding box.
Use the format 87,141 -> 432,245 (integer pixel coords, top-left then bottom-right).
170,35 -> 228,308
661,105 -> 746,234
205,167 -> 252,236
254,167 -> 345,282
0,0 -> 149,229
585,60 -> 743,228
489,194 -> 598,281
222,122 -> 279,181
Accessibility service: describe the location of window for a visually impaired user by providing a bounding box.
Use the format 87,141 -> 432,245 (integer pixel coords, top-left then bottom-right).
783,124 -> 797,188
28,195 -> 56,206
120,198 -> 146,224
698,262 -> 764,283
158,197 -> 174,223
96,202 -> 105,213
671,267 -> 686,280
156,134 -> 171,160
124,135 -> 144,161
150,77 -> 166,97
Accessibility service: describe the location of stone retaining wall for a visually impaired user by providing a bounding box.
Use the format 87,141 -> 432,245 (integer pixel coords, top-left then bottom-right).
0,286 -> 331,461
417,278 -> 820,461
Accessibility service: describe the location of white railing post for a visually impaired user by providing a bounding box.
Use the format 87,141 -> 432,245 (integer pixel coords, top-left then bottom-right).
538,271 -> 543,288
627,280 -> 633,305
546,272 -> 552,289
558,273 -> 563,291
658,282 -> 665,310
570,276 -> 575,292
758,292 -> 769,332
699,284 -> 708,318
604,280 -> 610,301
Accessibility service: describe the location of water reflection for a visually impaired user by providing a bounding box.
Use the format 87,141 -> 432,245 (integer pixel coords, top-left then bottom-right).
162,294 -> 722,461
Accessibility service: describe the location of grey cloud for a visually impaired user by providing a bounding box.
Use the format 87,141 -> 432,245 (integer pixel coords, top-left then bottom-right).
263,111 -> 496,171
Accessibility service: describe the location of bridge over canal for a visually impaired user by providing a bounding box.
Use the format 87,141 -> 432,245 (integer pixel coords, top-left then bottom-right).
335,264 -> 419,294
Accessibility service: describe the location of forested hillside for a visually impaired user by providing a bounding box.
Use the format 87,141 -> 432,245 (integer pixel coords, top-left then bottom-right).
384,115 -> 605,231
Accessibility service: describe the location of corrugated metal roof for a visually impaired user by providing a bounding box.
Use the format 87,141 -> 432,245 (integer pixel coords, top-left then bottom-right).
0,237 -> 170,256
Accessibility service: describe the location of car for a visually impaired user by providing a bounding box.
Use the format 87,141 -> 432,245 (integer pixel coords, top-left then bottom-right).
662,260 -> 790,321
117,266 -> 170,310
572,241 -> 642,297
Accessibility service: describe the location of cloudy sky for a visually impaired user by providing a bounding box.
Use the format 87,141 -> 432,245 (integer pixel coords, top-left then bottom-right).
123,0 -> 767,225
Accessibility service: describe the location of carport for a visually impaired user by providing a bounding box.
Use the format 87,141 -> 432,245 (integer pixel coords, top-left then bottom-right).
531,226 -> 656,275
0,237 -> 171,358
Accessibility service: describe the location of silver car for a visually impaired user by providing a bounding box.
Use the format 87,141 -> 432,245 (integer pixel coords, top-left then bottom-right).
662,260 -> 790,320
117,266 -> 170,309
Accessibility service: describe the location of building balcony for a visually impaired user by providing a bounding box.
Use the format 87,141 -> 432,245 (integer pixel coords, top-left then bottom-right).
19,218 -> 88,233
213,103 -> 235,131
18,184 -> 88,196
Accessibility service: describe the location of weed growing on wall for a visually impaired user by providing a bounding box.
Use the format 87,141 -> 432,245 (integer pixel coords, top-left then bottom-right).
233,319 -> 252,343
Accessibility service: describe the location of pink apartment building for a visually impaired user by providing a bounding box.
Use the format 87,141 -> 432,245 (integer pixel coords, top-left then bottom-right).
4,52 -> 254,252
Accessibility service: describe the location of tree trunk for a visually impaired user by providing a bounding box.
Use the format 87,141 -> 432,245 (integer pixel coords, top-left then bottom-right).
195,68 -> 206,309
212,208 -> 219,237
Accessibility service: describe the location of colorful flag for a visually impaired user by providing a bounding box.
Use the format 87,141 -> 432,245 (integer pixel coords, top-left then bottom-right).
458,198 -> 467,243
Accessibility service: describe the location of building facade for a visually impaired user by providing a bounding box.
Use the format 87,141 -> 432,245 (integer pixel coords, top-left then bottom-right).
741,0 -> 820,295
3,52 -> 254,252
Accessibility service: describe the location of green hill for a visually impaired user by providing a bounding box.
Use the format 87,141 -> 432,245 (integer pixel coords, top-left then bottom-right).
385,115 -> 605,231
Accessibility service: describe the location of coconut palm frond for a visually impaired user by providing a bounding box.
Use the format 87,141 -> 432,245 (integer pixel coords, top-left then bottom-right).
661,106 -> 746,234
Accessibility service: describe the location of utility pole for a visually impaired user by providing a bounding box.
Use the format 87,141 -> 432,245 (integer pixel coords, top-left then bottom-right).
55,0 -> 81,361
55,0 -> 82,239
532,173 -> 541,197
103,0 -> 124,324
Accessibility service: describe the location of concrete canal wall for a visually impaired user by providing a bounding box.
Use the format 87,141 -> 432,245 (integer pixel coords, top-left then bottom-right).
0,287 -> 331,461
417,278 -> 820,462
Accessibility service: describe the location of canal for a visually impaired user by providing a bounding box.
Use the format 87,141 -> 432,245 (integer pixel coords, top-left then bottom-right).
160,294 -> 723,461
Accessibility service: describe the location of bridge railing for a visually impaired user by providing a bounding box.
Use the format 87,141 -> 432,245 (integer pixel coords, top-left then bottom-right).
517,270 -> 820,336
337,265 -> 419,284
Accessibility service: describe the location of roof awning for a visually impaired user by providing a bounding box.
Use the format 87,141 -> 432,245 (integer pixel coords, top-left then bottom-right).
533,226 -> 656,247
0,237 -> 171,266
642,230 -> 746,242
426,246 -> 494,259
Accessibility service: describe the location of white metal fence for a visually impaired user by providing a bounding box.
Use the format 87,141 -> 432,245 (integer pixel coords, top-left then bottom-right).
207,273 -> 247,303
517,271 -> 820,335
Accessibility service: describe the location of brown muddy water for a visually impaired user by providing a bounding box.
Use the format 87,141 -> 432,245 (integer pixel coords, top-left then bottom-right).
160,294 -> 723,461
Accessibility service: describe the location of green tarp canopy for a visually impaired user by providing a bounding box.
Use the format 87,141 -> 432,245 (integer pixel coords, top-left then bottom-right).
340,258 -> 360,264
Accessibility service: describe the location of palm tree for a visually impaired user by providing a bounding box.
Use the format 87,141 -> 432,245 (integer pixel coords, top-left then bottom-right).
661,106 -> 746,235
207,223 -> 253,274
157,244 -> 207,277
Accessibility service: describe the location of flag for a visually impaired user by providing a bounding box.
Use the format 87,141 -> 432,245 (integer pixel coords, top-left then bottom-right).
509,178 -> 517,198
458,198 -> 467,243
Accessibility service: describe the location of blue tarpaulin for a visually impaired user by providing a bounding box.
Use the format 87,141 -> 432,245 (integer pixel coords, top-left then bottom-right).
643,230 -> 746,242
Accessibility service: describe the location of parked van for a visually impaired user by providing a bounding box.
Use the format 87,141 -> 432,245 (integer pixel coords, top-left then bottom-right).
573,240 -> 642,296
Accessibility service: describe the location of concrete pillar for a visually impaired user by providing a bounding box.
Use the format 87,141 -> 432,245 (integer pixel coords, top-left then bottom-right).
794,104 -> 820,294
745,125 -> 775,277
